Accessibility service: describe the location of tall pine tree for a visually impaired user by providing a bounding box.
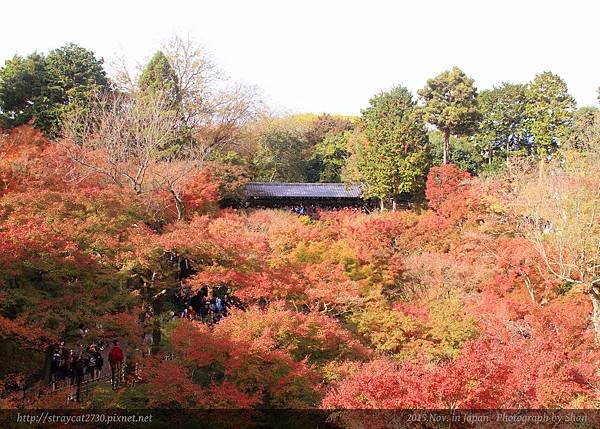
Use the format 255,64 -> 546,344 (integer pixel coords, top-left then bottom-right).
418,67 -> 480,164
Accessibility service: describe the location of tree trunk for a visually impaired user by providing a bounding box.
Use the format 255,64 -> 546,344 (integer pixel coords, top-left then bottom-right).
175,200 -> 184,221
591,286 -> 600,344
392,198 -> 397,211
171,189 -> 185,221
380,198 -> 384,212
524,275 -> 536,303
488,142 -> 492,165
506,140 -> 510,169
443,130 -> 450,165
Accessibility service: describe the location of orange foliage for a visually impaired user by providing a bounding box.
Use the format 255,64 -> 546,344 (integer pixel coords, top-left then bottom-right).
164,320 -> 323,408
324,325 -> 597,409
425,164 -> 472,212
215,304 -> 370,364
2,125 -> 599,411
181,170 -> 220,216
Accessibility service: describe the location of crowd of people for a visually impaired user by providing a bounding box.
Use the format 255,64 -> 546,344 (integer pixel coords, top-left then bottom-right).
289,204 -> 370,218
43,289 -> 238,401
178,293 -> 233,325
47,338 -> 125,400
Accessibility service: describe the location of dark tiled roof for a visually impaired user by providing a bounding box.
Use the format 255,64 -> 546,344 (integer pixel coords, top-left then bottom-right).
245,182 -> 362,199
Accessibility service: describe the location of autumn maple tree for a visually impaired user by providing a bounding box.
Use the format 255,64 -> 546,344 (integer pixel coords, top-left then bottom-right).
1,118 -> 599,413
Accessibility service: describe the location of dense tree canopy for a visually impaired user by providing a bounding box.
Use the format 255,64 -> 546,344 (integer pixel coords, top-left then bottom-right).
304,114 -> 354,182
309,131 -> 351,182
0,54 -> 46,128
418,67 -> 480,165
1,122 -> 599,412
428,131 -> 483,175
477,83 -> 529,166
0,45 -> 108,135
253,118 -> 311,182
564,107 -> 600,152
1,39 -> 600,416
138,51 -> 181,107
355,86 -> 430,209
525,71 -> 576,158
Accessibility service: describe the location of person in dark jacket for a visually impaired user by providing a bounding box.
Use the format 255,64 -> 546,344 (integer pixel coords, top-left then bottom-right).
71,353 -> 85,402
222,294 -> 230,315
50,341 -> 66,389
63,346 -> 74,386
87,344 -> 103,380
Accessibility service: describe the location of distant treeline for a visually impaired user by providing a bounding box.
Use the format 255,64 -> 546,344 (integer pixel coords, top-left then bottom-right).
1,40 -> 599,208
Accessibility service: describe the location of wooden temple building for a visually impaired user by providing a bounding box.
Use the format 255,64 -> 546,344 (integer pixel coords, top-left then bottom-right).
242,182 -> 367,208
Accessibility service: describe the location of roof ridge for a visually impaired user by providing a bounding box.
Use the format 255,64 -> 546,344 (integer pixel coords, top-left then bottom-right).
245,182 -> 362,198
248,182 -> 357,186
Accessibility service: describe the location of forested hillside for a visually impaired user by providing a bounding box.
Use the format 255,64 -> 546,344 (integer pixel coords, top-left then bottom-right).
0,38 -> 599,412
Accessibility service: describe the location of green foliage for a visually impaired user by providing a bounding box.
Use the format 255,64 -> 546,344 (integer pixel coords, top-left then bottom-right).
303,114 -> 354,182
0,44 -> 108,135
88,383 -> 148,408
138,51 -> 181,107
352,303 -> 422,355
525,71 -> 576,157
309,131 -> 351,182
564,106 -> 599,151
352,296 -> 478,363
40,44 -> 109,135
418,67 -> 480,163
476,83 -> 530,163
426,297 -> 478,361
304,113 -> 354,147
428,131 -> 484,175
418,67 -> 480,136
253,119 -> 310,182
356,86 -> 430,203
0,54 -> 46,127
252,113 -> 355,183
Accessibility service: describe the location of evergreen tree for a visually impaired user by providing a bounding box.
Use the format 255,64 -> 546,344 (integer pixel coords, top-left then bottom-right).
0,53 -> 46,127
310,131 -> 351,182
138,51 -> 181,107
418,67 -> 480,164
477,83 -> 529,166
304,114 -> 354,182
525,71 -> 576,159
356,86 -> 430,210
563,106 -> 600,152
0,44 -> 108,135
428,131 -> 484,175
42,44 -> 109,135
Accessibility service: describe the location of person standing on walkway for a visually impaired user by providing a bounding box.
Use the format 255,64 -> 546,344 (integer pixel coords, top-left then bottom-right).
50,341 -> 66,390
71,353 -> 85,402
108,339 -> 124,390
88,344 -> 103,380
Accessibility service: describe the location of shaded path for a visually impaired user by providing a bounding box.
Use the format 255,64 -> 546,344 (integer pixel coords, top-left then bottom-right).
22,343 -> 129,405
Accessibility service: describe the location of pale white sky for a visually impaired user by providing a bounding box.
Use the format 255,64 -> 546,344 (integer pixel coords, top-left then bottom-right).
2,0 -> 599,115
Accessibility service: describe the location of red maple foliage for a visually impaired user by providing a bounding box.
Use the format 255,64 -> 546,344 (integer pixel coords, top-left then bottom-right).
323,330 -> 597,409
181,170 -> 220,216
3,125 -> 599,412
425,164 -> 472,212
160,320 -> 323,408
